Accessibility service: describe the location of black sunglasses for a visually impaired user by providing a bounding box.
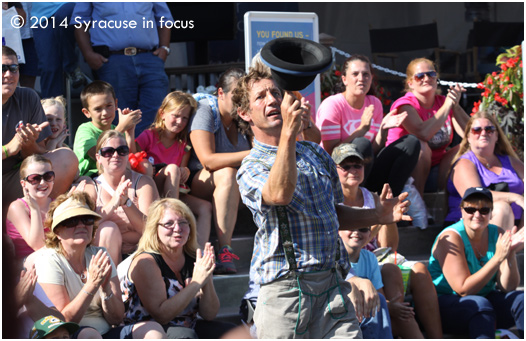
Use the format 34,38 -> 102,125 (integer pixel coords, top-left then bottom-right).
62,215 -> 96,228
338,164 -> 364,172
24,171 -> 55,185
471,126 -> 496,135
462,206 -> 491,215
2,64 -> 19,73
414,71 -> 437,80
357,228 -> 371,233
99,145 -> 129,158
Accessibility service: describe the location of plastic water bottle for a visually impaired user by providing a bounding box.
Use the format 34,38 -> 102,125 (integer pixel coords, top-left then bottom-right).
402,177 -> 428,230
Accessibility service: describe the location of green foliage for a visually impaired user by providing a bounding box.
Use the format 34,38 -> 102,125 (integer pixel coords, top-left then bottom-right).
473,45 -> 524,159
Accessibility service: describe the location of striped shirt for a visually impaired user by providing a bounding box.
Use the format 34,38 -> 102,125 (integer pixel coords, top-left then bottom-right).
237,139 -> 350,285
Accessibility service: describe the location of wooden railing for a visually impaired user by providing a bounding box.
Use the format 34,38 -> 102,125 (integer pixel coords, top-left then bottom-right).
165,62 -> 245,93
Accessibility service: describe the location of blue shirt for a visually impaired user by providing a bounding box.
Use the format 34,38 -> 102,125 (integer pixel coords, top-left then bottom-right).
31,3 -> 65,19
428,220 -> 498,296
71,3 -> 173,50
350,249 -> 384,290
237,139 -> 349,285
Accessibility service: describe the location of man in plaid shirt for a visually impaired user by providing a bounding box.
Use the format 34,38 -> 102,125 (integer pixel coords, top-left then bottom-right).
233,66 -> 411,339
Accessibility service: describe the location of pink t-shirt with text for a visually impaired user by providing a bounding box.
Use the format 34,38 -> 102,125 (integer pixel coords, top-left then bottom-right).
316,93 -> 383,149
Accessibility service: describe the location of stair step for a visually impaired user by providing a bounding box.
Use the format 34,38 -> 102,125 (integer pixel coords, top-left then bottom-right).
213,272 -> 249,320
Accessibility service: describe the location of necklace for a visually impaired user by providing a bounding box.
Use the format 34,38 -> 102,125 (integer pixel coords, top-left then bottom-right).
224,121 -> 233,131
471,242 -> 486,266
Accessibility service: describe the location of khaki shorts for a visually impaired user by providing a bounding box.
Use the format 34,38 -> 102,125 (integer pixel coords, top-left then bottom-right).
254,268 -> 362,339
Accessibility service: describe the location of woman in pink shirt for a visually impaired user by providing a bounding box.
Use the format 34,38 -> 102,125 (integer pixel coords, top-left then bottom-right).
6,155 -> 55,263
386,58 -> 469,196
317,55 -> 420,196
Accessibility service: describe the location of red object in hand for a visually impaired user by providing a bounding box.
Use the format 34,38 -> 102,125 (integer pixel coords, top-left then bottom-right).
128,151 -> 147,173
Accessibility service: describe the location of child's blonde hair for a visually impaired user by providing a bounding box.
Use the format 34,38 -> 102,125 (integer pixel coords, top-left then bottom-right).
150,91 -> 197,145
41,96 -> 67,120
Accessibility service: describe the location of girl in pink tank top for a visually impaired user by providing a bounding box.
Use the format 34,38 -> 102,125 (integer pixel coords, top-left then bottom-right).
6,155 -> 55,260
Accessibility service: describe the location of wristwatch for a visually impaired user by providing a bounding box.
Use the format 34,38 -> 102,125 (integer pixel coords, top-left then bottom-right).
160,45 -> 171,55
124,198 -> 132,207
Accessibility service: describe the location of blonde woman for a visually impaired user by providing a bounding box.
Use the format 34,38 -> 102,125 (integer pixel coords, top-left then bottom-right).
446,111 -> 524,230
119,198 -> 232,338
386,58 -> 470,195
7,155 -> 54,261
94,130 -> 159,264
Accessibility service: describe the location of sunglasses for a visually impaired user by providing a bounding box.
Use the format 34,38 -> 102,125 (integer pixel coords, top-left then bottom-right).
462,206 -> 491,215
24,171 -> 55,185
99,145 -> 129,158
62,215 -> 95,228
338,164 -> 364,172
414,71 -> 437,80
471,126 -> 496,135
2,64 -> 19,73
357,228 -> 371,233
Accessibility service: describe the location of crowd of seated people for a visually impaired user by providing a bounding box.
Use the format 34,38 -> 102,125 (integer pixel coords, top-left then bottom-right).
4,34 -> 523,339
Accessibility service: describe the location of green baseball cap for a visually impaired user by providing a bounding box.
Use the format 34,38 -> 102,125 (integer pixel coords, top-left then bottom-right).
331,143 -> 364,165
29,315 -> 79,339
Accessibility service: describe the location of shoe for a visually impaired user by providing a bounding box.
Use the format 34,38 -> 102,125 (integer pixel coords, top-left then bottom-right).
67,67 -> 87,88
214,245 -> 239,274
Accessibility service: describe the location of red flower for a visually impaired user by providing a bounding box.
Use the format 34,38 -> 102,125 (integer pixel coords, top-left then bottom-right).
477,83 -> 485,89
384,99 -> 392,106
487,77 -> 493,85
334,70 -> 341,77
501,64 -> 508,71
492,72 -> 497,77
323,92 -> 329,97
482,89 -> 490,97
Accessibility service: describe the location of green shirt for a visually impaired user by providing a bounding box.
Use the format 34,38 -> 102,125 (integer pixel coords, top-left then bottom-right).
73,122 -> 115,177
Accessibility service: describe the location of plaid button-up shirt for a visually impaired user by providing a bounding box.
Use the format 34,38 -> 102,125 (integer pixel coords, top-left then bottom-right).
237,139 -> 350,285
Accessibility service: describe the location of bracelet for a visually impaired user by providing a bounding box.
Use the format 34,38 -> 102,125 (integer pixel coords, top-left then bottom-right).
3,145 -> 8,158
102,292 -> 114,301
82,289 -> 95,297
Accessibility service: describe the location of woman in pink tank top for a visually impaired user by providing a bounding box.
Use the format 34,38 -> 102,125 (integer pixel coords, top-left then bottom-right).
6,155 -> 55,261
387,58 -> 470,196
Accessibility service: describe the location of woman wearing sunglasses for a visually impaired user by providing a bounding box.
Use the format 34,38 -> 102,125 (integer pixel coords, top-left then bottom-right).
6,155 -> 55,262
93,130 -> 159,265
332,143 -> 442,338
387,58 -> 470,196
445,111 -> 524,231
429,187 -> 524,338
316,55 -> 420,198
34,191 -> 166,338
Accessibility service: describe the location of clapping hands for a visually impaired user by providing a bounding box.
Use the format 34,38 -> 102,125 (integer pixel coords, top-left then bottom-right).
191,243 -> 215,287
87,249 -> 112,290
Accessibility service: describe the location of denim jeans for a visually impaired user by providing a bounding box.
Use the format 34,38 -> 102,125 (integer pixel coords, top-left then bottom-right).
360,293 -> 393,339
438,290 -> 524,338
96,52 -> 169,135
32,2 -> 78,98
